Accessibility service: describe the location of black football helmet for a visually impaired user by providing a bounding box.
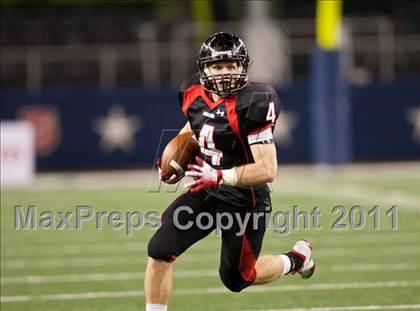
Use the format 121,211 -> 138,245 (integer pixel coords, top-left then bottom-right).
197,32 -> 250,96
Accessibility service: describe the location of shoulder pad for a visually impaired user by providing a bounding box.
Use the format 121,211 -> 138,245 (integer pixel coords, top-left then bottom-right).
180,72 -> 201,92
178,73 -> 201,112
237,83 -> 281,133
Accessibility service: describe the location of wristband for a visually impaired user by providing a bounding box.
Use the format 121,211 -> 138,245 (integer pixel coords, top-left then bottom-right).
221,168 -> 238,186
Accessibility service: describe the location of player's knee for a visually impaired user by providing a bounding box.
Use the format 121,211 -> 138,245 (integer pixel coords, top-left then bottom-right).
219,267 -> 248,293
147,234 -> 177,263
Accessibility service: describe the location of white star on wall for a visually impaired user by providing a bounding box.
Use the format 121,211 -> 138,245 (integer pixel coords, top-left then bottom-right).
93,105 -> 142,153
406,107 -> 420,144
273,111 -> 298,147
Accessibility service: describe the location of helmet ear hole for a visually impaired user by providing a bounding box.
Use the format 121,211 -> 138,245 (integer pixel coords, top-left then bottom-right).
237,64 -> 243,74
203,66 -> 210,76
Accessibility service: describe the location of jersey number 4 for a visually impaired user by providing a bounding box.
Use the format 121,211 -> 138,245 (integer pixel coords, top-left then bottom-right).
199,124 -> 223,166
266,102 -> 276,123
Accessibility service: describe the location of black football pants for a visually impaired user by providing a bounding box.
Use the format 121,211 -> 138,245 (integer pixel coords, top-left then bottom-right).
147,190 -> 271,292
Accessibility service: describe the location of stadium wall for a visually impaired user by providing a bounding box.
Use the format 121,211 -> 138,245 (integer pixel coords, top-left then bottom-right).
1,78 -> 419,170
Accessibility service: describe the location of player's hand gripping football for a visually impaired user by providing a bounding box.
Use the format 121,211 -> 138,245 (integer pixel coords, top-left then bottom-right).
185,156 -> 223,192
157,159 -> 184,184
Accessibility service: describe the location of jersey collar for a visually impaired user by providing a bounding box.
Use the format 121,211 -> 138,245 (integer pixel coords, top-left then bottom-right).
200,85 -> 236,110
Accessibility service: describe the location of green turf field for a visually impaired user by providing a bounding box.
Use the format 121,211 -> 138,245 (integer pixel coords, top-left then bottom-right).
1,165 -> 420,311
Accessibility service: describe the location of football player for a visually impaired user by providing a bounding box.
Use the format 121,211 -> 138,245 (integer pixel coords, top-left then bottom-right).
145,32 -> 315,311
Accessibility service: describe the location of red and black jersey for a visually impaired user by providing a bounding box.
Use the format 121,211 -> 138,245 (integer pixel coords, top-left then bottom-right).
179,73 -> 281,207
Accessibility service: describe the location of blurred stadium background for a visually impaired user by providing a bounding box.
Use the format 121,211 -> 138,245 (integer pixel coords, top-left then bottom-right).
1,1 -> 420,311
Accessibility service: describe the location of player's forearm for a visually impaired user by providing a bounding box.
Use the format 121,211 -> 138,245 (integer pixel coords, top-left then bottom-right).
226,143 -> 278,186
227,161 -> 277,186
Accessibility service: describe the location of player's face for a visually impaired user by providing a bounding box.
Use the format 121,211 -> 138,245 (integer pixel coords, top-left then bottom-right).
207,61 -> 240,94
208,61 -> 239,75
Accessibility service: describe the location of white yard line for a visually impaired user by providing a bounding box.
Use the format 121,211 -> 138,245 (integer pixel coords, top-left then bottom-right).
4,232 -> 420,257
1,255 -> 137,269
329,262 -> 420,272
1,269 -> 218,284
4,231 -> 419,252
1,280 -> 420,303
314,245 -> 420,257
3,245 -> 420,270
2,263 -> 420,285
242,304 -> 420,311
4,241 -> 148,256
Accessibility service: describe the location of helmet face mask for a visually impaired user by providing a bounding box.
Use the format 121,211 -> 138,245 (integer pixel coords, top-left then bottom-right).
201,60 -> 247,96
197,32 -> 250,97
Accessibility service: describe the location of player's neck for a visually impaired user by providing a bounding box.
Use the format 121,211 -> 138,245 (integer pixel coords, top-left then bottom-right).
211,93 -> 222,102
